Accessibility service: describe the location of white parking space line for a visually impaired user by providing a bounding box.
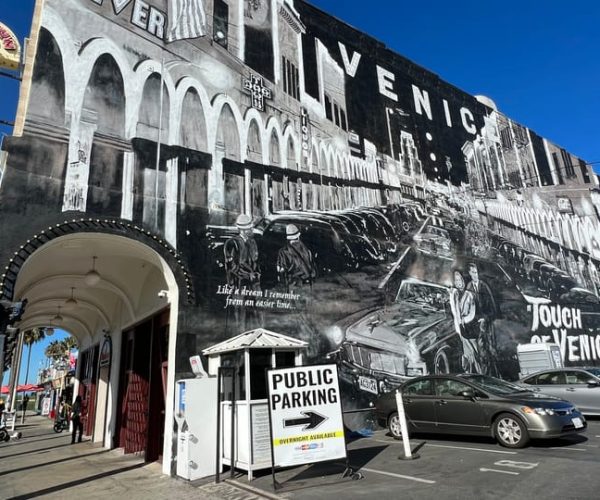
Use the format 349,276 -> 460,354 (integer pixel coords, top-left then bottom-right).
361,467 -> 436,484
480,468 -> 519,476
427,444 -> 518,455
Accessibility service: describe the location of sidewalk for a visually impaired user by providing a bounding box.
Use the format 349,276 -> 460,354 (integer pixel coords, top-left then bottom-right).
0,415 -> 273,500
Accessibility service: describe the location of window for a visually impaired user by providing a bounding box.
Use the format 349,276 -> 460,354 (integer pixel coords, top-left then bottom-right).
213,0 -> 229,49
333,103 -> 341,127
282,57 -> 299,100
500,126 -> 513,149
324,93 -> 333,121
564,371 -> 594,385
579,159 -> 591,184
404,379 -> 434,396
434,378 -> 472,397
536,371 -> 566,385
340,108 -> 348,131
552,152 -> 564,185
561,149 -> 576,178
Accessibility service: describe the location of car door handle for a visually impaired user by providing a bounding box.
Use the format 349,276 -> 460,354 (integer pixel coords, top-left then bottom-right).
566,388 -> 576,392
436,400 -> 448,405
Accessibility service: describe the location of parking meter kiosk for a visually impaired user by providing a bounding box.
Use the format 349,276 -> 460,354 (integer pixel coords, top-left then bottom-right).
174,360 -> 218,481
202,328 -> 307,480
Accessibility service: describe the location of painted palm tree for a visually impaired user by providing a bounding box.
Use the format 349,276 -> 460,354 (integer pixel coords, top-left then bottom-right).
23,328 -> 48,385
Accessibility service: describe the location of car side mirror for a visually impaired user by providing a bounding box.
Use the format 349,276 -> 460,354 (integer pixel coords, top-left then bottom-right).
587,380 -> 600,388
460,390 -> 475,399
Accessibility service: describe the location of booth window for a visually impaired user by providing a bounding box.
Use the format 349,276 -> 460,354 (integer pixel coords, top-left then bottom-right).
249,349 -> 272,400
276,351 -> 295,368
220,351 -> 245,400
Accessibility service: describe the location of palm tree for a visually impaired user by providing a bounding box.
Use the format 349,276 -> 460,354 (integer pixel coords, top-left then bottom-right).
44,337 -> 78,368
23,328 -> 48,385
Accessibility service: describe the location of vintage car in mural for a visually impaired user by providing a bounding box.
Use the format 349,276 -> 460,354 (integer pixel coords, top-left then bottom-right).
412,225 -> 454,259
326,278 -> 462,396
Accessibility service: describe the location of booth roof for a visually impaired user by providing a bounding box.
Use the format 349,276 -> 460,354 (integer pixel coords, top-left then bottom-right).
202,328 -> 308,356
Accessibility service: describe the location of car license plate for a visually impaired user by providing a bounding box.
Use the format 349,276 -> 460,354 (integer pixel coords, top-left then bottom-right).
358,376 -> 378,395
572,417 -> 584,429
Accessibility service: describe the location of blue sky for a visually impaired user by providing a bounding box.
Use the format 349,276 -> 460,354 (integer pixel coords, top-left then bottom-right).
3,329 -> 71,387
1,1 -> 598,165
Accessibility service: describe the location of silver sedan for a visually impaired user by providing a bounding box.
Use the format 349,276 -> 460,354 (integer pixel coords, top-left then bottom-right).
519,368 -> 600,416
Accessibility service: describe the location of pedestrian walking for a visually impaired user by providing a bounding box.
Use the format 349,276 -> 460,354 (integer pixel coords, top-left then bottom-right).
71,396 -> 83,444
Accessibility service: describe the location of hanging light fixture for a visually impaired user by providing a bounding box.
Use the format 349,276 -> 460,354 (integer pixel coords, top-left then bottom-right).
85,256 -> 101,286
53,306 -> 63,322
64,287 -> 78,309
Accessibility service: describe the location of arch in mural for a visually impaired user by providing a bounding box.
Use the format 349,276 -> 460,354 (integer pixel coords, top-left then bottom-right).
178,87 -> 209,152
29,28 -> 66,126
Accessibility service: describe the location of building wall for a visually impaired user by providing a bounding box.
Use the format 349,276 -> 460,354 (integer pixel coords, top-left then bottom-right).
2,0 -> 600,427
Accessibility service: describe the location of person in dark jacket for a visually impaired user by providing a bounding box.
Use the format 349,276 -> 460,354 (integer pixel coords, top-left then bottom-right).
277,224 -> 317,292
71,396 -> 83,444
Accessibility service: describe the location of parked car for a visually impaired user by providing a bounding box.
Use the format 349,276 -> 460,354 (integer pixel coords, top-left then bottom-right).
413,226 -> 454,259
519,368 -> 600,415
374,374 -> 587,448
327,278 -> 462,397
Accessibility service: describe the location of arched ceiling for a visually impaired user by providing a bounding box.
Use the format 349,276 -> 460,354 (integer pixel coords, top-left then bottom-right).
12,233 -> 172,347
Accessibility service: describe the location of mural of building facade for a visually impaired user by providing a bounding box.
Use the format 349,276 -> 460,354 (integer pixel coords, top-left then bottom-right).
1,0 -> 599,473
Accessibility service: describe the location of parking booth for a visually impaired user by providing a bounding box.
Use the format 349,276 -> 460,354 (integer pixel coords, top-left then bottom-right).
202,329 -> 307,480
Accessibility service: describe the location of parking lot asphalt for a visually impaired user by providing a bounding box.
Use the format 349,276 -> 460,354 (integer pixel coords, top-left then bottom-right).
3,415 -> 600,499
236,418 -> 600,500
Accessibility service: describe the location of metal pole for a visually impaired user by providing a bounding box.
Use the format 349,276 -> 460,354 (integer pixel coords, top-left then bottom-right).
9,330 -> 25,412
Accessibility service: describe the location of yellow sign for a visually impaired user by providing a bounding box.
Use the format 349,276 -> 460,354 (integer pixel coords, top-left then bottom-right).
0,22 -> 21,70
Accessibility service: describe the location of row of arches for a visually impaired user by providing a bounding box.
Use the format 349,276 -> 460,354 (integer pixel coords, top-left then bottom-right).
488,201 -> 600,259
32,9 -> 377,185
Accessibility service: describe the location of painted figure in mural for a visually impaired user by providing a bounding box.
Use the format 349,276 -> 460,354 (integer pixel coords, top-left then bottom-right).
277,224 -> 317,293
224,214 -> 261,330
465,262 -> 499,375
449,269 -> 479,373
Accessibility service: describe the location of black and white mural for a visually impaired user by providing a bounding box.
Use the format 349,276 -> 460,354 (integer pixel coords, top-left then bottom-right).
2,0 -> 600,415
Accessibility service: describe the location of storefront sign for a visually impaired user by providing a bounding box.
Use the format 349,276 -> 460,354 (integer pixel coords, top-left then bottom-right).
267,364 -> 346,468
99,336 -> 112,367
0,23 -> 20,70
243,74 -> 272,111
300,107 -> 311,169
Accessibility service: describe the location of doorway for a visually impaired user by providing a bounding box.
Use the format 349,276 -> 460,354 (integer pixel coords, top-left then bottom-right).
114,308 -> 169,462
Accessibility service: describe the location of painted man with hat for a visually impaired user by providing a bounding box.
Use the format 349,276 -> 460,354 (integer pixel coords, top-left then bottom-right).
224,214 -> 262,330
277,224 -> 317,293
224,214 -> 261,290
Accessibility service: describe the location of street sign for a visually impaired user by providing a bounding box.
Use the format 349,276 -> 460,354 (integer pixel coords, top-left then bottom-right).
267,364 -> 346,468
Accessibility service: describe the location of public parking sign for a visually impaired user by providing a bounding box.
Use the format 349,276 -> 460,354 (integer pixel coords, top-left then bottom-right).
267,364 -> 346,467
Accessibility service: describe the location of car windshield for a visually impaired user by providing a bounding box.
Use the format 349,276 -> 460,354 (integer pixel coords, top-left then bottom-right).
462,374 -> 528,395
396,282 -> 448,310
585,368 -> 600,377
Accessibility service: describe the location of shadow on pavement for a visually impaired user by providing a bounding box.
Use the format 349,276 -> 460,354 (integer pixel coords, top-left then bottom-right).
0,442 -> 75,460
7,462 -> 148,500
0,449 -> 110,477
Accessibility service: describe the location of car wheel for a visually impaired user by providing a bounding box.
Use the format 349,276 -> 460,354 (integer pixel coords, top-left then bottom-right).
388,412 -> 403,439
433,347 -> 451,374
494,413 -> 529,448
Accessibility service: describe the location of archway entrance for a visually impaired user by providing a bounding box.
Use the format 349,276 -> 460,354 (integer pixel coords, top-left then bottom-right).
7,229 -> 182,471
